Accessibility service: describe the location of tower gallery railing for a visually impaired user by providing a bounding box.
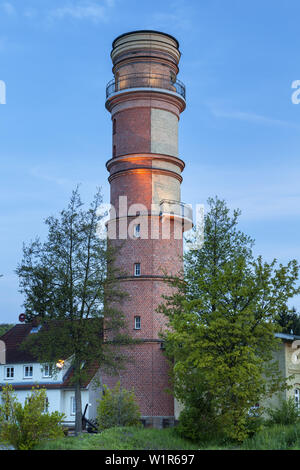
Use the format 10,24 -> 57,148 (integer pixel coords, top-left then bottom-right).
106,73 -> 186,100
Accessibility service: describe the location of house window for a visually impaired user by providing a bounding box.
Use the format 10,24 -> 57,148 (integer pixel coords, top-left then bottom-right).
295,389 -> 300,411
134,316 -> 141,330
71,396 -> 76,415
43,364 -> 52,378
134,263 -> 141,277
44,397 -> 49,413
134,224 -> 141,238
24,365 -> 33,379
5,367 -> 14,379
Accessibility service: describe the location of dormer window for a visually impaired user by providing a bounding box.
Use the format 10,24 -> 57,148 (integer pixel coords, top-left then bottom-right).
5,366 -> 14,379
43,364 -> 52,378
24,365 -> 33,378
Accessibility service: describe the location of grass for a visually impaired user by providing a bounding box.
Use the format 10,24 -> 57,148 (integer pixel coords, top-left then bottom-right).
25,422 -> 300,450
241,423 -> 300,450
34,426 -> 203,450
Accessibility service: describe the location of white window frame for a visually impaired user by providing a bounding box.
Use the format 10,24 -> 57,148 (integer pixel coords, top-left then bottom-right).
43,364 -> 52,378
134,263 -> 141,277
4,366 -> 14,379
23,365 -> 33,379
44,396 -> 49,413
70,396 -> 76,415
134,316 -> 141,330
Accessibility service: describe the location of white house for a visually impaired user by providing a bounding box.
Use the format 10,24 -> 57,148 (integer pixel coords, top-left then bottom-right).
0,323 -> 102,429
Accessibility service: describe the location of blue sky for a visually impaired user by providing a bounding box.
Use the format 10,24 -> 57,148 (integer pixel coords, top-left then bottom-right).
0,0 -> 300,323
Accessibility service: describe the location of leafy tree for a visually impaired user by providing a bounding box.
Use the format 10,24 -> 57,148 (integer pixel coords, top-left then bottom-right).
0,384 -> 65,449
159,197 -> 300,441
97,382 -> 141,431
16,188 -> 136,435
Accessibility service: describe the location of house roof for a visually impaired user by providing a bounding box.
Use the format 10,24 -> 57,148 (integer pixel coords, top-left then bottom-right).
0,323 -> 37,363
0,323 -> 100,390
275,332 -> 300,342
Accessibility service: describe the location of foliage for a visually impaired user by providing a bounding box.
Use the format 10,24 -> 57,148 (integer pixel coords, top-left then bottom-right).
16,187 -> 137,434
0,384 -> 65,450
266,397 -> 300,426
174,371 -> 223,442
159,197 -> 300,442
242,423 -> 300,450
276,307 -> 300,335
0,324 -> 14,337
97,382 -> 141,431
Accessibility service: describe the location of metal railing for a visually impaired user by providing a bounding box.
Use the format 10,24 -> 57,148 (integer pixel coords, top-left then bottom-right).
106,73 -> 186,100
159,199 -> 193,226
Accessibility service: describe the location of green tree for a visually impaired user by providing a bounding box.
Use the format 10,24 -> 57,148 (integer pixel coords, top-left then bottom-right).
16,188 -> 136,435
0,384 -> 65,449
97,382 -> 141,431
276,307 -> 300,335
159,197 -> 300,441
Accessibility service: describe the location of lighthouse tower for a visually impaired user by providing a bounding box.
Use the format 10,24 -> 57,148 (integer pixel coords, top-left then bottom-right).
104,31 -> 190,427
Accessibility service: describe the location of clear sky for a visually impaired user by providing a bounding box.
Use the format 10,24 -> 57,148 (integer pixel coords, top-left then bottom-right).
0,0 -> 300,323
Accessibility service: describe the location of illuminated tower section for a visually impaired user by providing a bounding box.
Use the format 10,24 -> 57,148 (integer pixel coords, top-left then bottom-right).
104,31 -> 190,427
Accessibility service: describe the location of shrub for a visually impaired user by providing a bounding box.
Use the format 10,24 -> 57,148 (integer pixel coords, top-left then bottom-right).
266,397 -> 300,426
97,382 -> 141,431
0,384 -> 65,450
242,423 -> 300,450
176,404 -> 221,443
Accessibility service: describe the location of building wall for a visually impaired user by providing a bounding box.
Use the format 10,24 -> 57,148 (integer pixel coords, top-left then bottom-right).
104,31 -> 186,424
0,361 -> 65,385
261,340 -> 300,413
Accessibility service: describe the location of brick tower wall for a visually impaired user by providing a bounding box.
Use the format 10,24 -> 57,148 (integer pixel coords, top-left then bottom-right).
103,31 -> 186,427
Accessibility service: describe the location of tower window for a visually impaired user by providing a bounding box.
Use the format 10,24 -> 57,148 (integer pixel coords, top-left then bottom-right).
113,118 -> 116,135
113,145 -> 116,157
134,263 -> 141,277
134,316 -> 141,330
134,224 -> 140,238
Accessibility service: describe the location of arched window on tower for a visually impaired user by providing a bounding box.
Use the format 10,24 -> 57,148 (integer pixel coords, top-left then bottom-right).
113,145 -> 116,157
113,118 -> 116,135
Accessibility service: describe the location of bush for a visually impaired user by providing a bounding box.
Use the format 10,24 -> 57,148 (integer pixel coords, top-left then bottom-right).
242,423 -> 300,450
0,384 -> 65,450
176,402 -> 225,444
266,397 -> 300,426
97,382 -> 141,431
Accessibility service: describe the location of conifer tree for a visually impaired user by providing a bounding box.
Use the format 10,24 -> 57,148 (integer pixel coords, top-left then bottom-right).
16,188 -> 135,435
